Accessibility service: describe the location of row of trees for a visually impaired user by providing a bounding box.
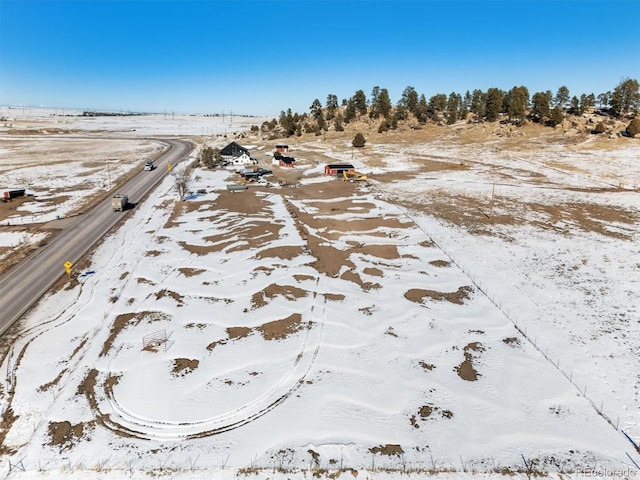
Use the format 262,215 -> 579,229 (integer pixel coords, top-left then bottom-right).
269,78 -> 639,137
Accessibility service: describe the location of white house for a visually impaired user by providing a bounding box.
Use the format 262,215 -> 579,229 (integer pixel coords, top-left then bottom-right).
232,152 -> 257,166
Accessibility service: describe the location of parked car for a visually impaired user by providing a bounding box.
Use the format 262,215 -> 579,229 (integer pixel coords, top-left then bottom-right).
257,169 -> 273,176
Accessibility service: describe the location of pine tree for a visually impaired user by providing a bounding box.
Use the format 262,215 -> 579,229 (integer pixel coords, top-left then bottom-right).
353,90 -> 368,116
317,111 -> 327,131
378,88 -> 392,120
326,94 -> 338,120
399,86 -> 419,116
548,105 -> 565,127
428,93 -> 447,113
369,86 -> 381,118
568,96 -> 580,115
279,108 -> 296,136
470,89 -> 485,118
506,86 -> 529,125
446,92 -> 459,124
555,86 -> 570,107
310,99 -> 323,119
610,78 -> 640,117
530,91 -> 552,123
484,88 -> 503,122
416,94 -> 428,123
344,98 -> 357,123
597,92 -> 610,109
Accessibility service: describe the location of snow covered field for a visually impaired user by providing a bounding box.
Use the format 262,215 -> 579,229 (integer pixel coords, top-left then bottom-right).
0,110 -> 639,479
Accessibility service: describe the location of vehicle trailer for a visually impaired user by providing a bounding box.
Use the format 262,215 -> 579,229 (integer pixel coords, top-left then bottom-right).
2,189 -> 26,201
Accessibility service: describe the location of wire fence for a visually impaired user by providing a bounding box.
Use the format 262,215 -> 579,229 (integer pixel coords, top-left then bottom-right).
5,450 -> 638,478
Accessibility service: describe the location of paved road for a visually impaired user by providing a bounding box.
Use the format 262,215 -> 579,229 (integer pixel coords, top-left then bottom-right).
0,138 -> 194,336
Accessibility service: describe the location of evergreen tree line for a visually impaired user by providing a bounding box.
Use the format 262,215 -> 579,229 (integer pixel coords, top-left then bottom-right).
266,78 -> 639,138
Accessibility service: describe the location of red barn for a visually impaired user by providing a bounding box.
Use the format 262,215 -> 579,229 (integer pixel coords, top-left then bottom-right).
279,156 -> 296,167
324,163 -> 354,176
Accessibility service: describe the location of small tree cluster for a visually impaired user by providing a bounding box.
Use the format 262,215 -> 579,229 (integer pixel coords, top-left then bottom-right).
199,146 -> 221,167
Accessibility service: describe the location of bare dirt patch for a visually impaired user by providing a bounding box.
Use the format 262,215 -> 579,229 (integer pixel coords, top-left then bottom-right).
255,245 -> 306,260
100,313 -> 139,357
455,342 -> 486,382
257,283 -> 308,305
340,269 -> 382,291
208,315 -> 308,345
179,240 -> 233,255
76,369 -> 98,408
258,314 -> 305,340
503,337 -> 521,348
362,267 -> 383,277
172,358 -> 199,376
418,361 -> 435,371
306,242 -> 355,278
228,326 -> 252,339
404,285 -> 473,305
155,289 -> 184,306
47,421 -> 88,451
429,259 -> 451,268
38,368 -> 68,392
0,407 -> 18,454
226,221 -> 284,252
206,326 -> 252,351
293,273 -> 316,282
179,267 -> 206,277
324,293 -> 345,301
369,444 -> 404,456
0,196 -> 38,222
357,243 -> 400,260
213,187 -> 274,216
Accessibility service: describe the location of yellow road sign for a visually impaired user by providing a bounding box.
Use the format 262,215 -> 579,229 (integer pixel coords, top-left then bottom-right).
64,261 -> 73,270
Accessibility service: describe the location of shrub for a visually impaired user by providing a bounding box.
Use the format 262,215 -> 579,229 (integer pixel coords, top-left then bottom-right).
592,122 -> 606,134
626,117 -> 640,137
352,132 -> 366,147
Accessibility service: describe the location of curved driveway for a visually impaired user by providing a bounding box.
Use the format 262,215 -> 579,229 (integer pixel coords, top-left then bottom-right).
0,138 -> 194,336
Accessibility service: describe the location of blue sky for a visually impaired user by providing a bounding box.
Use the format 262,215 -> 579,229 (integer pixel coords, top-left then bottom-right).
1,0 -> 639,117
